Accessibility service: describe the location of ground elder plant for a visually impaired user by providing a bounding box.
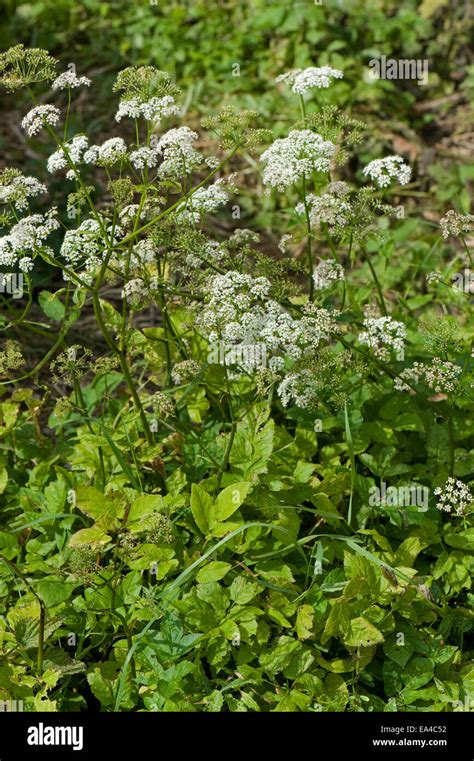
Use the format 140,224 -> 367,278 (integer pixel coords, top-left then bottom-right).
0,50 -> 473,714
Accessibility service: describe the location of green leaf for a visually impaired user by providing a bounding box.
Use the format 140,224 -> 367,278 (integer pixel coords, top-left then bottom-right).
75,486 -> 117,530
38,290 -> 66,321
196,561 -> 231,583
190,483 -> 215,534
230,406 -> 274,477
100,426 -> 141,491
36,579 -> 76,607
445,529 -> 474,551
344,616 -> 384,647
127,494 -> 164,531
0,403 -> 19,437
394,536 -> 426,566
384,634 -> 414,668
259,636 -> 300,674
69,525 -> 111,548
87,664 -> 119,708
0,466 -> 7,495
294,461 -> 316,483
214,481 -> 252,521
322,600 -> 350,643
296,604 -> 314,640
229,577 -> 259,604
402,657 -> 434,689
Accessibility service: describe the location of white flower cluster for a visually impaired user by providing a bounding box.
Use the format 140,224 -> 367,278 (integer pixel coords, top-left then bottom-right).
83,137 -> 127,167
119,204 -> 141,225
328,181 -> 350,196
200,271 -> 270,338
122,277 -> 158,308
358,316 -> 406,360
149,391 -> 175,419
52,71 -> 91,90
277,368 -> 318,409
426,270 -> 442,285
200,271 -> 339,377
439,210 -> 474,239
171,359 -> 201,385
21,105 -> 60,137
363,155 -> 411,188
313,259 -> 345,290
129,146 -> 159,170
261,130 -> 336,191
434,478 -> 473,516
276,66 -> 344,94
176,179 -> 229,223
60,218 -> 123,275
115,238 -> 157,274
115,95 -> 180,125
229,228 -> 260,246
0,209 -> 59,271
127,129 -> 204,175
47,134 -> 89,178
0,173 -> 47,211
184,239 -> 226,269
205,156 -> 220,170
130,238 -> 157,269
278,234 -> 293,253
156,127 -> 202,178
394,358 -> 461,394
296,191 -> 351,230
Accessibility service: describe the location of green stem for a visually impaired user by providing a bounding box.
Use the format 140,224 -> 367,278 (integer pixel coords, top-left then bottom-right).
447,409 -> 455,477
92,292 -> 153,445
366,254 -> 388,316
302,175 -> 314,300
215,360 -> 236,494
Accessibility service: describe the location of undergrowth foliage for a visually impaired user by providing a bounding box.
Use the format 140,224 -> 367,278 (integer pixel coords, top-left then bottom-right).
0,48 -> 473,713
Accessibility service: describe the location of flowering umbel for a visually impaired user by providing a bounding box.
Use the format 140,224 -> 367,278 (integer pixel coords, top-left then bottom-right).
434,478 -> 473,516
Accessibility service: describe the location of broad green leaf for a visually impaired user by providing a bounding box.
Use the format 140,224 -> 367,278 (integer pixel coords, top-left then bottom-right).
322,600 -> 350,643
36,579 -> 76,607
75,486 -> 117,530
259,636 -> 301,674
229,577 -> 259,605
127,494 -> 164,531
344,616 -> 384,647
0,403 -> 19,437
214,481 -> 252,521
402,657 -> 434,689
38,290 -> 66,321
87,664 -> 119,708
384,635 -> 414,668
394,536 -> 427,566
445,529 -> 474,552
296,604 -> 314,640
190,483 -> 215,534
196,561 -> 231,583
69,525 -> 111,548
